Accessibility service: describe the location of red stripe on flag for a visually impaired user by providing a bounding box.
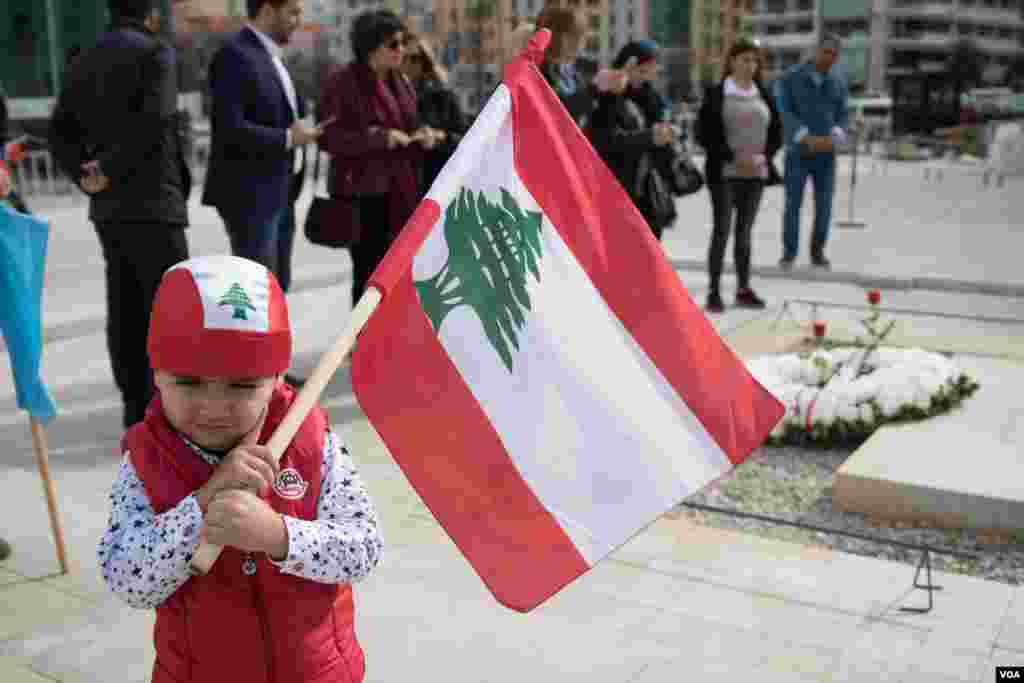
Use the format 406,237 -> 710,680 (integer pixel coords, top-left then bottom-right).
353,200 -> 590,612
504,64 -> 784,465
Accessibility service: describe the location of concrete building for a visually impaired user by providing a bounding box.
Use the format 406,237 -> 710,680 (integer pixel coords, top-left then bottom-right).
607,0 -> 650,59
747,0 -> 1024,95
1,1 -> 178,100
687,0 -> 751,87
427,0 -> 639,113
648,0 -> 692,100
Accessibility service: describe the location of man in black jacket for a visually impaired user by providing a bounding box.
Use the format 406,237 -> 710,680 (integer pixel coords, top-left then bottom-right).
50,0 -> 191,428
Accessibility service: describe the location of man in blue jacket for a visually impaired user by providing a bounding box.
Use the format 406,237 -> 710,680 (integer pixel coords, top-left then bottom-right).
776,34 -> 848,269
201,0 -> 321,294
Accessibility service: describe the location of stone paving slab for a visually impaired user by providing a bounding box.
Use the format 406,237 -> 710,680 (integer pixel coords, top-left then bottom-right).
834,355 -> 1024,532
0,598 -> 154,683
0,579 -> 92,644
0,432 -> 1016,683
0,657 -> 54,683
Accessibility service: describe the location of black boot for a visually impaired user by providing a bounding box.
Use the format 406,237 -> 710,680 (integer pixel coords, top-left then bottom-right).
706,290 -> 725,313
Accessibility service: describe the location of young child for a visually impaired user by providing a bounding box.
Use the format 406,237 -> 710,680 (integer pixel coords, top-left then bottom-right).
98,255 -> 383,683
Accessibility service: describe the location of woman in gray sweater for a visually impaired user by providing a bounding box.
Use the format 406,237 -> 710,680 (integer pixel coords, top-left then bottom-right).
697,39 -> 782,313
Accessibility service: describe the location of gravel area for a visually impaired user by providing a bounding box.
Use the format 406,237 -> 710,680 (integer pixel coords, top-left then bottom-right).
674,445 -> 1024,585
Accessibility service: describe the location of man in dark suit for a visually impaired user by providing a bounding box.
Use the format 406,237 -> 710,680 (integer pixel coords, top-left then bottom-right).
50,0 -> 191,428
202,0 -> 321,296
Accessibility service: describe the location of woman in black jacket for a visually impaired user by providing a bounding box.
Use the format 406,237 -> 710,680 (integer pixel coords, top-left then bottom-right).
588,42 -> 678,240
402,35 -> 468,193
697,38 -> 782,313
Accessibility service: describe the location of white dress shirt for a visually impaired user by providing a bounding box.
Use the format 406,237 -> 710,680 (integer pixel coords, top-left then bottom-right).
246,24 -> 304,170
247,24 -> 298,118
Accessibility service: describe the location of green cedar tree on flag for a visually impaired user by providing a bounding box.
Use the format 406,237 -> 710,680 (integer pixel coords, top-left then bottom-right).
351,31 -> 784,612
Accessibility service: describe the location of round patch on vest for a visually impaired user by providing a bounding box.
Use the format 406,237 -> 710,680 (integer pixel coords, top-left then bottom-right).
273,467 -> 308,500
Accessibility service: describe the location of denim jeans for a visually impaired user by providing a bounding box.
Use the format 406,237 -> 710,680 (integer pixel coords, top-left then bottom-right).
782,149 -> 835,260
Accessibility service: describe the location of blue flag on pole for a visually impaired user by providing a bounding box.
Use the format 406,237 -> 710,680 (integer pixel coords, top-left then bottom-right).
0,205 -> 57,422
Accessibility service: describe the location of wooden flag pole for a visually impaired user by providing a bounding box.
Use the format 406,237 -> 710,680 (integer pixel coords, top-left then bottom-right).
29,416 -> 69,574
190,287 -> 384,575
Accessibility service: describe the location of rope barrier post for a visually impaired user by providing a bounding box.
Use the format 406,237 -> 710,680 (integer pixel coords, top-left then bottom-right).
900,549 -> 942,613
678,501 -> 974,616
836,128 -> 866,229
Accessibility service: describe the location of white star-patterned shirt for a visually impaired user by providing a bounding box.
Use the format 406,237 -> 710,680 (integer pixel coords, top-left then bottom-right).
98,429 -> 383,609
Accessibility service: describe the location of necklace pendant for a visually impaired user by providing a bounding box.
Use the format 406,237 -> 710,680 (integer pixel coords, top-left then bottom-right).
242,555 -> 257,576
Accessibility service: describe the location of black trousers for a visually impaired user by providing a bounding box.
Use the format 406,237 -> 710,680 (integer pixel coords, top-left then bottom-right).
707,179 -> 764,292
349,197 -> 393,306
95,222 -> 189,427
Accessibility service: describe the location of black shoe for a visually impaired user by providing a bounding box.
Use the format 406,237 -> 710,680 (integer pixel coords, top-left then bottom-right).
284,374 -> 307,389
778,256 -> 796,271
810,253 -> 831,269
706,291 -> 725,313
735,288 -> 767,309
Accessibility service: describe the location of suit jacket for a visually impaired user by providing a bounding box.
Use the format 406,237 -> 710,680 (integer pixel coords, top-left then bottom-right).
49,22 -> 190,225
697,79 -> 783,186
776,62 -> 849,150
201,27 -> 305,220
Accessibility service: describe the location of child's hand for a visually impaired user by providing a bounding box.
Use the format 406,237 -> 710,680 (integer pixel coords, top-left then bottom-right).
195,444 -> 279,512
203,489 -> 289,559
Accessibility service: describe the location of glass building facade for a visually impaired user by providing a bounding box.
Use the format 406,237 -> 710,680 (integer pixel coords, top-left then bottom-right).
1,1 -> 172,121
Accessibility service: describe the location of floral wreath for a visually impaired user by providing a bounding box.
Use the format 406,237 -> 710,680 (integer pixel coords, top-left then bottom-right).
746,291 -> 980,447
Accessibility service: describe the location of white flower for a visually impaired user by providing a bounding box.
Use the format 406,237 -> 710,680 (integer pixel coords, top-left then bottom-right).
795,389 -> 815,418
877,391 -> 905,418
837,400 -> 861,423
831,347 -> 858,365
849,376 -> 879,403
771,356 -> 805,384
917,371 -> 944,396
810,391 -> 839,426
914,391 -> 932,412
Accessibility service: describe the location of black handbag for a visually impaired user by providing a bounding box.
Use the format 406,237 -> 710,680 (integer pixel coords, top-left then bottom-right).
303,195 -> 361,248
303,143 -> 362,248
640,168 -> 678,230
665,144 -> 705,197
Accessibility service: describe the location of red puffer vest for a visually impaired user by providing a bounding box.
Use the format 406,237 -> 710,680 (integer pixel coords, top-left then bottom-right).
126,384 -> 365,683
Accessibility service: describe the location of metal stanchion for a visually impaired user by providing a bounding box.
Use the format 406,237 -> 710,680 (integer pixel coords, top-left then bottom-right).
836,128 -> 866,229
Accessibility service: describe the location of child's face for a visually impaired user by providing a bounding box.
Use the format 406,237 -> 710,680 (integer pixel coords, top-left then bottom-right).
154,372 -> 278,451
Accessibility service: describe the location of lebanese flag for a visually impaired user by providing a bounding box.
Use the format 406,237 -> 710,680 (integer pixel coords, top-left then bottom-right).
351,32 -> 783,612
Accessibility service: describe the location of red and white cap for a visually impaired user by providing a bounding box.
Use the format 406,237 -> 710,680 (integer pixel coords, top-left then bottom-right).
148,255 -> 291,378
